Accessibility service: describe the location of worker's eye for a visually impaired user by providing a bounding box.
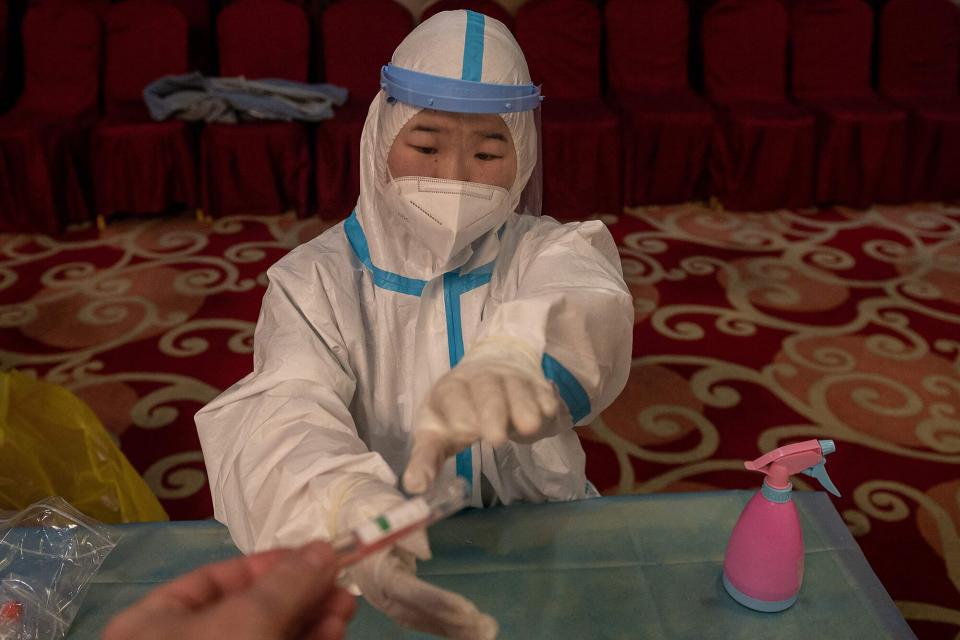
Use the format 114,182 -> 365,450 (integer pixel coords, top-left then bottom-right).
475,153 -> 502,161
413,146 -> 438,155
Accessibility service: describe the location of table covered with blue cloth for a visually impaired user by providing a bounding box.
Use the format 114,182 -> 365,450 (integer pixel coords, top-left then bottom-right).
68,491 -> 914,639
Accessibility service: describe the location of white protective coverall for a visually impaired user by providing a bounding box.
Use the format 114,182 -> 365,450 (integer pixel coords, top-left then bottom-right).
196,9 -> 633,637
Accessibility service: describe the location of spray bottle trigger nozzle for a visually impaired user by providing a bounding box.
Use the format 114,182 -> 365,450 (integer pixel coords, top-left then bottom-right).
800,459 -> 841,498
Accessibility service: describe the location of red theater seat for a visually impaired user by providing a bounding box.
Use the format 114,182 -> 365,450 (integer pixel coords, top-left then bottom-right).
879,0 -> 960,202
315,0 -> 412,218
702,0 -> 815,211
0,3 -> 100,233
791,0 -> 907,208
516,0 -> 621,218
0,0 -> 8,107
26,0 -> 111,14
606,0 -> 713,205
201,0 -> 311,218
92,0 -> 196,221
165,0 -> 215,73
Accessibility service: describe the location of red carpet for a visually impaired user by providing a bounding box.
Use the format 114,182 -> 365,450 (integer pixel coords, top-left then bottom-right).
1,204 -> 957,638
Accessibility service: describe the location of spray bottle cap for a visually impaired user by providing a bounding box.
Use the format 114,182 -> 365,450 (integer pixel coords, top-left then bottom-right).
744,439 -> 840,497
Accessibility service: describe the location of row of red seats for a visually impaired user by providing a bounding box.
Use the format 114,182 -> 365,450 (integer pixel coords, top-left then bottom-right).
1,0 -> 958,234
0,0 -> 316,233
338,0 -> 960,214
605,0 -> 959,212
0,0 -> 218,96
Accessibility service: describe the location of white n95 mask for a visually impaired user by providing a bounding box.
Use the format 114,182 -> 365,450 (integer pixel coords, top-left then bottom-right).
386,176 -> 512,263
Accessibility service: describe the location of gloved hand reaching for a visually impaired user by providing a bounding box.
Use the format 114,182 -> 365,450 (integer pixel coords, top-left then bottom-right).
403,337 -> 561,494
330,474 -> 498,639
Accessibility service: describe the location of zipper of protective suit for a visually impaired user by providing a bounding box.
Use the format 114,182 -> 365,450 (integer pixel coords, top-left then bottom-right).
442,266 -> 494,508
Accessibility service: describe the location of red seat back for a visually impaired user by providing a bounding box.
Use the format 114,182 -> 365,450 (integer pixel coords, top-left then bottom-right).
105,0 -> 188,115
164,0 -> 214,72
605,0 -> 690,96
18,3 -> 101,115
322,0 -> 412,104
26,0 -> 111,15
791,0 -> 873,100
879,0 -> 960,98
515,0 -> 602,100
420,0 -> 513,31
166,0 -> 212,32
0,0 -> 7,95
218,0 -> 309,81
702,0 -> 788,103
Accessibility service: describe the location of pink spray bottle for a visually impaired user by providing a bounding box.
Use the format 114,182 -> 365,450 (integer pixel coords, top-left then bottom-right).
722,439 -> 840,612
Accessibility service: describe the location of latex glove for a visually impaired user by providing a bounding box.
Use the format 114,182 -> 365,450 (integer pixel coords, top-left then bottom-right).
403,337 -> 560,494
331,475 -> 499,640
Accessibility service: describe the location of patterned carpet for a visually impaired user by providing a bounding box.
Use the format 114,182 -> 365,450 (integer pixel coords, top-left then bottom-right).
1,204 -> 957,639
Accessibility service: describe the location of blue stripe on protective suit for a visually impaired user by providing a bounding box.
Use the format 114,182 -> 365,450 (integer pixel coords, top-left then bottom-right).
443,262 -> 496,487
340,217 -> 593,489
541,353 -> 591,424
345,211 -> 427,296
461,11 -> 485,82
346,207 -> 499,491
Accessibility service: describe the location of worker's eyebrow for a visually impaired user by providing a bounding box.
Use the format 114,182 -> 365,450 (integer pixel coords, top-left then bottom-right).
474,131 -> 507,141
411,124 -> 447,134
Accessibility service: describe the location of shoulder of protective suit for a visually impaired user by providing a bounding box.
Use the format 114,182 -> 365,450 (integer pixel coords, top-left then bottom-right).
506,214 -> 619,261
265,221 -> 354,285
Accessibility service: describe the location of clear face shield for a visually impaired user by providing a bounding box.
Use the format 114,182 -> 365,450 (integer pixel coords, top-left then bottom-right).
375,64 -> 543,262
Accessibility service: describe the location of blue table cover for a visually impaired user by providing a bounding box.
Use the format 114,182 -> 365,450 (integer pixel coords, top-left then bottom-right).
67,491 -> 915,639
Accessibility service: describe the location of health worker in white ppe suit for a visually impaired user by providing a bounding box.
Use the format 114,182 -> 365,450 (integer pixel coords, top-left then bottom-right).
196,9 -> 633,639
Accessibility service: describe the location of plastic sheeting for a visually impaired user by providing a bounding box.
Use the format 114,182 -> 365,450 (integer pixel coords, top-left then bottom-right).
67,491 -> 913,639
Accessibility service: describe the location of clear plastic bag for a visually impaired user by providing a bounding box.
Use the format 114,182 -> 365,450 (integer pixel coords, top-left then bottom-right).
0,498 -> 118,640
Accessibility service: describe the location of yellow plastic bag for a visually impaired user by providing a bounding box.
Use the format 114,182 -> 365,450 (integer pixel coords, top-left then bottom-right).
0,370 -> 168,523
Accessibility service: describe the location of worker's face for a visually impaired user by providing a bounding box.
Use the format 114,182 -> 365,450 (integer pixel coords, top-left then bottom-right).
388,110 -> 518,189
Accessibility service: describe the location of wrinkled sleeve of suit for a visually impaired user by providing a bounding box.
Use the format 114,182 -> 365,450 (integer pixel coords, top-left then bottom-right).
196,255 -> 395,553
479,218 -> 634,430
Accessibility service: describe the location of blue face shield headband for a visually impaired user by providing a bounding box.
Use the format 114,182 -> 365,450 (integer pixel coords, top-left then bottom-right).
380,63 -> 543,114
